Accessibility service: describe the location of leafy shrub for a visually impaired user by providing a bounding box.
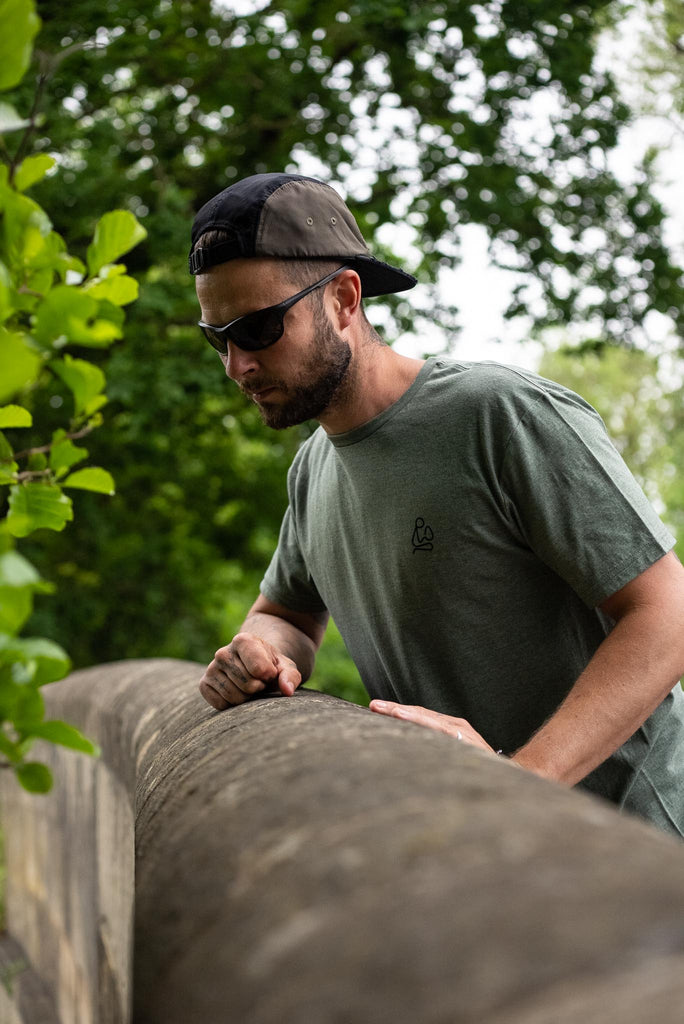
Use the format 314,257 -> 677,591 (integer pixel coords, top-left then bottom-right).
0,0 -> 145,792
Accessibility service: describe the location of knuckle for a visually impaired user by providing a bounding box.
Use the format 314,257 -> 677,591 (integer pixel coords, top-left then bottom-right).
214,644 -> 234,664
232,632 -> 254,649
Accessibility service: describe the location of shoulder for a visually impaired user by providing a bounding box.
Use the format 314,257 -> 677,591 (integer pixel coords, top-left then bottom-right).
430,358 -> 575,399
431,358 -> 602,426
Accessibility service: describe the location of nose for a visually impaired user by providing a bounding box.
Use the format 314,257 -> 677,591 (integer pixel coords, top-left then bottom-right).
222,342 -> 260,381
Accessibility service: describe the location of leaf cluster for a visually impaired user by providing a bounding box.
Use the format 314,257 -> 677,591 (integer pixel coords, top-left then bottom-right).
0,0 -> 146,791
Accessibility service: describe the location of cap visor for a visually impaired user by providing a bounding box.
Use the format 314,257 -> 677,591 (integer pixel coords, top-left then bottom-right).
348,256 -> 417,297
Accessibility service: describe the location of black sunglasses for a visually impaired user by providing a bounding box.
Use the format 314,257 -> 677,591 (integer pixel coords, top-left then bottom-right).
198,265 -> 348,354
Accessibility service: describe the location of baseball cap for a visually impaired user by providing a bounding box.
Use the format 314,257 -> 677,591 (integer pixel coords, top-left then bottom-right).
189,172 -> 417,297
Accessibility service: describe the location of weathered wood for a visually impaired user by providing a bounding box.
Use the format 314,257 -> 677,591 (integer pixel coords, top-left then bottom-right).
2,659 -> 684,1023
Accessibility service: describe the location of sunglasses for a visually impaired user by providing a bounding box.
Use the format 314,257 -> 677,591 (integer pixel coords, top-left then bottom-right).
198,265 -> 348,354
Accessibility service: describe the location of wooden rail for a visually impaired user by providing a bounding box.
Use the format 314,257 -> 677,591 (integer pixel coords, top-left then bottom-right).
2,658 -> 684,1023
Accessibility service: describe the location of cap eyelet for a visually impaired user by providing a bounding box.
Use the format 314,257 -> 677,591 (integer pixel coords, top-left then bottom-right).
306,216 -> 314,226
330,216 -> 337,225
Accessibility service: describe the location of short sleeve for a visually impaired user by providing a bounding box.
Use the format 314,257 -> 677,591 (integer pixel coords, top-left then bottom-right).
260,504 -> 327,613
498,384 -> 675,608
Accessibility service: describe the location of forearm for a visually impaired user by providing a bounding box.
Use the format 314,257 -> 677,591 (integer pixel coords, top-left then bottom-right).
242,610 -> 318,682
512,606 -> 684,786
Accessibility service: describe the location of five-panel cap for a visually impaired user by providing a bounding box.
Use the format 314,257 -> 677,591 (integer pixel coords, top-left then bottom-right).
189,172 -> 417,298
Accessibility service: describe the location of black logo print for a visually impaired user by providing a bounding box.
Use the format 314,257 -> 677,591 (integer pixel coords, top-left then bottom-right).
412,517 -> 434,553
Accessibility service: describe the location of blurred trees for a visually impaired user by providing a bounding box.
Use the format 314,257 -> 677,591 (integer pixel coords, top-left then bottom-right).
540,344 -> 684,546
1,0 -> 682,704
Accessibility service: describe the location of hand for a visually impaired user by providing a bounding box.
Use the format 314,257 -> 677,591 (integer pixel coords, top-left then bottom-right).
369,700 -> 497,754
199,632 -> 302,710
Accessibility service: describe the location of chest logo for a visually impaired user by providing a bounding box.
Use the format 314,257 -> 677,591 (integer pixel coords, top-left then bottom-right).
412,517 -> 434,553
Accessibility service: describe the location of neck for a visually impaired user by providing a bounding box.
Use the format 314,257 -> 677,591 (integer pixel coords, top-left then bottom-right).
318,340 -> 425,435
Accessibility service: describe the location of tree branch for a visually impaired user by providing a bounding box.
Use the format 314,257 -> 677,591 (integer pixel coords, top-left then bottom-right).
12,423 -> 93,461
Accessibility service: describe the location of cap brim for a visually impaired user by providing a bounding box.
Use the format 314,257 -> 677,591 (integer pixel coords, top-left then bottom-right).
346,255 -> 417,297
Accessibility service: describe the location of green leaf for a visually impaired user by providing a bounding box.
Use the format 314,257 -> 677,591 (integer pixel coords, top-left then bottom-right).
14,154 -> 56,192
0,634 -> 71,686
0,551 -> 44,632
77,318 -> 122,348
31,720 -> 99,756
86,210 -> 147,277
0,550 -> 40,587
0,329 -> 42,402
0,430 -> 13,461
0,429 -> 17,483
33,286 -> 98,348
16,761 -> 52,793
0,583 -> 33,633
0,102 -> 30,134
0,0 -> 40,90
13,685 -> 44,730
7,483 -> 73,537
62,466 -> 115,495
0,731 -> 21,764
27,452 -> 46,472
0,260 -> 14,323
50,354 -> 105,417
23,230 -> 64,275
2,189 -> 52,272
55,251 -> 86,282
0,405 -> 32,428
87,274 -> 139,306
18,639 -> 69,686
49,432 -> 88,475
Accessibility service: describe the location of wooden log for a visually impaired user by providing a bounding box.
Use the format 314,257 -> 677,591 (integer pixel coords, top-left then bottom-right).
2,658 -> 684,1023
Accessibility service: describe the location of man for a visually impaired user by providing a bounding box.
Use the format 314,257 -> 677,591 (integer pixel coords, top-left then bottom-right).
190,172 -> 684,836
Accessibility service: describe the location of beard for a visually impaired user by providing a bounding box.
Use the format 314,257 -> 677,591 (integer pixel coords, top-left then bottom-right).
241,313 -> 353,430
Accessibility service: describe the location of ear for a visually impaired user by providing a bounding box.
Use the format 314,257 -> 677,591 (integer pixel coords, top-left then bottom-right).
329,269 -> 362,331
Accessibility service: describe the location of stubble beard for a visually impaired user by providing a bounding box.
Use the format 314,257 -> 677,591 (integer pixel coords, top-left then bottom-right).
243,312 -> 354,430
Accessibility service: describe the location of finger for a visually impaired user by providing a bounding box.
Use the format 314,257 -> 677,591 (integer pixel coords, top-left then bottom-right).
370,701 -> 464,738
213,647 -> 271,695
200,662 -> 264,708
369,699 -> 399,716
230,635 -> 280,684
276,658 -> 302,696
199,677 -> 230,710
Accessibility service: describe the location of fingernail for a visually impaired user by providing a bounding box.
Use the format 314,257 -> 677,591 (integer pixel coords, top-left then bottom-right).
371,700 -> 389,710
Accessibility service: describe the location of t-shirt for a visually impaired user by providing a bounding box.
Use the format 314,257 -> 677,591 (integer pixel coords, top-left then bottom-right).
261,357 -> 684,835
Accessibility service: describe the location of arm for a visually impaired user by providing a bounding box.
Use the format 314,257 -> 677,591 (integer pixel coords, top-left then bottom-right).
512,550 -> 684,785
371,552 -> 684,785
199,594 -> 329,710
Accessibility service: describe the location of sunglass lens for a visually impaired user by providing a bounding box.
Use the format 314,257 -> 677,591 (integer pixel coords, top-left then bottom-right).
231,309 -> 285,351
201,326 -> 228,353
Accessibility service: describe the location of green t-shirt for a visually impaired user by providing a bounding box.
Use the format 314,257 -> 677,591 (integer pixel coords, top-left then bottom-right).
261,358 -> 684,835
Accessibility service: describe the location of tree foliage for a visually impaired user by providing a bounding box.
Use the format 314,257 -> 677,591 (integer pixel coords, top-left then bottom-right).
11,0 -> 683,341
0,0 -> 681,710
0,0 -> 146,790
540,343 -> 684,548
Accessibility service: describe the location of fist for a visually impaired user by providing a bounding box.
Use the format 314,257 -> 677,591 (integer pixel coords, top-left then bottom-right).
199,632 -> 302,710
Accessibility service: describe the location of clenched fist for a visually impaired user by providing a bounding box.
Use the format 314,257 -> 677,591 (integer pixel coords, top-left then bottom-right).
199,632 -> 302,710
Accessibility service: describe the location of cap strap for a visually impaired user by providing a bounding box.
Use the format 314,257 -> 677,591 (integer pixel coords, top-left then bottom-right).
189,241 -> 240,275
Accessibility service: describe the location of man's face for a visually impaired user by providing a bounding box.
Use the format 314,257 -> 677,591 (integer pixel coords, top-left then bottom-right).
195,258 -> 353,430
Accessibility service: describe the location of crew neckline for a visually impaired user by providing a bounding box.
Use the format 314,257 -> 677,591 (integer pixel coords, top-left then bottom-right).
327,356 -> 442,448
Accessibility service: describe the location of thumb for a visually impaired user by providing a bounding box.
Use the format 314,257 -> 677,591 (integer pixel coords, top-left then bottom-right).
276,658 -> 302,697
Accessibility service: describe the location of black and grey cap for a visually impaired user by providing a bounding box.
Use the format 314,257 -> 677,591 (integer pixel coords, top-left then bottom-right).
189,172 -> 416,298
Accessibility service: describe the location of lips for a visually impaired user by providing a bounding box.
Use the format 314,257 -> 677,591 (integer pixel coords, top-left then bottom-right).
250,386 -> 278,401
